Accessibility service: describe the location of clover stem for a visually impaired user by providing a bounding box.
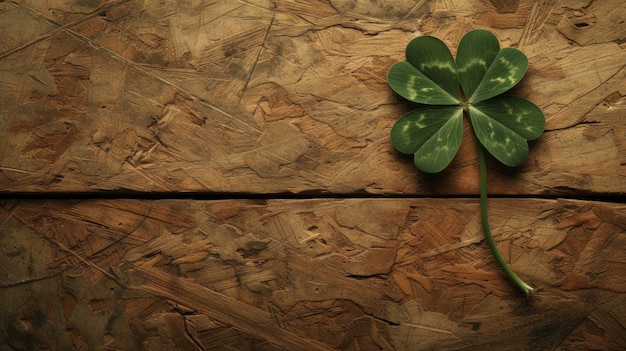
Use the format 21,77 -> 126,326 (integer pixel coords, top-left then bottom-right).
476,141 -> 534,297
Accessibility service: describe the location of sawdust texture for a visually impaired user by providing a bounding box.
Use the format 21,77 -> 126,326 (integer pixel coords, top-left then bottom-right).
0,0 -> 624,195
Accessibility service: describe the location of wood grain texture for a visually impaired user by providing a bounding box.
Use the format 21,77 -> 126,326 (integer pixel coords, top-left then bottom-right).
0,0 -> 624,195
1,198 -> 625,350
1,0 -> 625,350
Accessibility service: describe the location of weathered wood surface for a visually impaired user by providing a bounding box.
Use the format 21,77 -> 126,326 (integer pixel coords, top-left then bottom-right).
1,1 -> 626,351
1,198 -> 625,350
0,0 -> 625,195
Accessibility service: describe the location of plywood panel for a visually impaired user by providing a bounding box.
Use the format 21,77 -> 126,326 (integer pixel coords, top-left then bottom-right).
1,198 -> 625,350
0,0 -> 624,195
1,1 -> 625,350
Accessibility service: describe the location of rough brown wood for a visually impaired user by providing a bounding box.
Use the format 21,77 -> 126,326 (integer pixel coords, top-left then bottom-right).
1,0 -> 625,350
1,198 -> 625,350
0,0 -> 624,195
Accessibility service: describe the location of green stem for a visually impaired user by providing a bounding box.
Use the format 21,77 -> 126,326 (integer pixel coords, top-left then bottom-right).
476,141 -> 534,297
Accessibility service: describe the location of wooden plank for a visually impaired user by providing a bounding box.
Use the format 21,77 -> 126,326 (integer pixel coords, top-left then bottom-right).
1,198 -> 625,350
0,0 -> 624,195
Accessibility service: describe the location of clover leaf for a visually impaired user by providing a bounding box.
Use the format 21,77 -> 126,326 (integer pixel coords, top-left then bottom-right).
388,30 -> 545,296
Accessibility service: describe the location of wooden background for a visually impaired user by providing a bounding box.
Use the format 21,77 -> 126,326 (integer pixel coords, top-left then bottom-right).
1,0 -> 624,350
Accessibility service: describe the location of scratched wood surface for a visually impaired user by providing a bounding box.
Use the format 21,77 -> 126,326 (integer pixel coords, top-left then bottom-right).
2,198 -> 626,350
0,0 -> 625,195
1,0 -> 625,350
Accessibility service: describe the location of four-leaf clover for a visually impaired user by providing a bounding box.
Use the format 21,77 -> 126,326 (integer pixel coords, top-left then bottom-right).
388,29 -> 544,173
388,30 -> 545,296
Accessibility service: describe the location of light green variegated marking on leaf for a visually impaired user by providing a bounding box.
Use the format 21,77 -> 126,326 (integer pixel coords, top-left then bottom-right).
472,96 -> 545,141
468,104 -> 529,167
414,109 -> 463,173
405,36 -> 460,102
391,106 -> 463,173
456,30 -> 499,100
388,62 -> 459,105
468,48 -> 528,103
